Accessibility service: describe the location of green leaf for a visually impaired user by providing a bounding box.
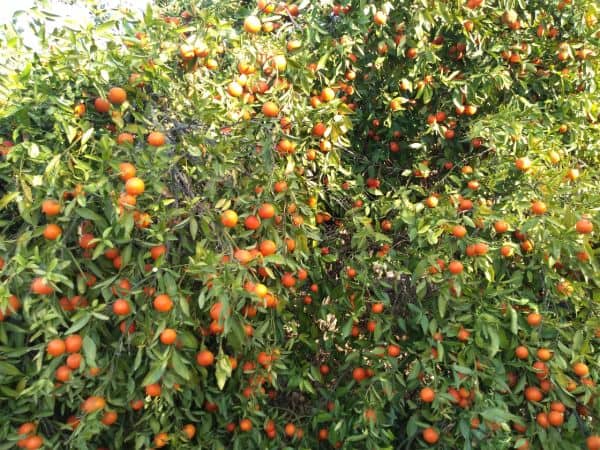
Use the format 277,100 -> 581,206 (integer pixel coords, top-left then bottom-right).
190,217 -> 198,239
141,361 -> 167,386
82,335 -> 97,366
316,51 -> 331,71
215,353 -> 232,390
438,296 -> 447,318
80,127 -> 94,145
0,192 -> 19,210
77,208 -> 106,227
0,361 -> 23,376
171,351 -> 191,381
488,326 -> 500,358
65,313 -> 90,334
510,307 -> 518,334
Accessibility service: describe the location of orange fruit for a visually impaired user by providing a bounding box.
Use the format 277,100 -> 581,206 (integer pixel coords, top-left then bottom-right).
41,199 -> 61,216
17,422 -> 36,436
179,44 -> 195,60
145,383 -> 161,397
533,361 -> 549,380
458,198 -> 473,211
548,410 -> 564,427
31,277 -> 54,295
587,436 -> 600,450
531,201 -> 547,215
464,104 -> 477,115
101,410 -> 118,426
494,220 -> 509,233
259,239 -> 277,256
465,244 -> 477,257
550,401 -> 566,413
285,238 -> 296,252
244,215 -> 261,230
182,423 -> 196,439
262,101 -> 279,117
515,157 -> 532,171
500,245 -> 514,257
457,327 -> 470,342
64,334 -> 82,353
73,103 -> 86,117
116,133 -> 134,145
515,346 -> 529,360
258,203 -> 276,219
387,344 -> 401,357
150,244 -> 166,261
405,47 -> 418,58
147,131 -> 166,147
79,233 -> 97,249
154,432 -> 169,448
0,294 -> 20,320
271,54 -> 287,71
537,348 -> 553,361
281,272 -> 296,288
107,87 -> 127,104
373,10 -> 387,25
160,328 -> 177,345
196,349 -> 215,366
452,225 -> 467,238
419,387 -> 436,403
422,427 -> 439,444
66,353 -> 82,369
565,168 -> 580,181
352,367 -> 366,382
43,223 -> 62,240
320,87 -> 335,102
573,362 -> 589,377
94,98 -> 110,113
364,408 -> 377,422
20,435 -> 43,449
526,312 -> 542,327
243,16 -> 261,33
210,302 -> 230,321
227,81 -> 243,97
153,294 -> 173,312
239,418 -> 253,432
367,303 -> 382,315
536,412 -> 549,428
474,242 -> 489,255
47,339 -> 66,357
312,122 -> 327,136
112,299 -> 131,315
82,395 -> 106,413
425,196 -> 438,208
524,386 -> 543,402
318,428 -> 329,441
130,399 -> 144,410
273,180 -> 287,193
125,177 -> 145,196
319,139 -> 332,152
221,209 -> 238,228
233,249 -> 252,264
118,162 -> 136,180
575,219 -> 593,234
448,260 -> 463,275
284,422 -> 296,437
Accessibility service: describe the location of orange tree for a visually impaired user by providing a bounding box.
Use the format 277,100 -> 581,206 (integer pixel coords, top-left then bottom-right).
0,0 -> 599,449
